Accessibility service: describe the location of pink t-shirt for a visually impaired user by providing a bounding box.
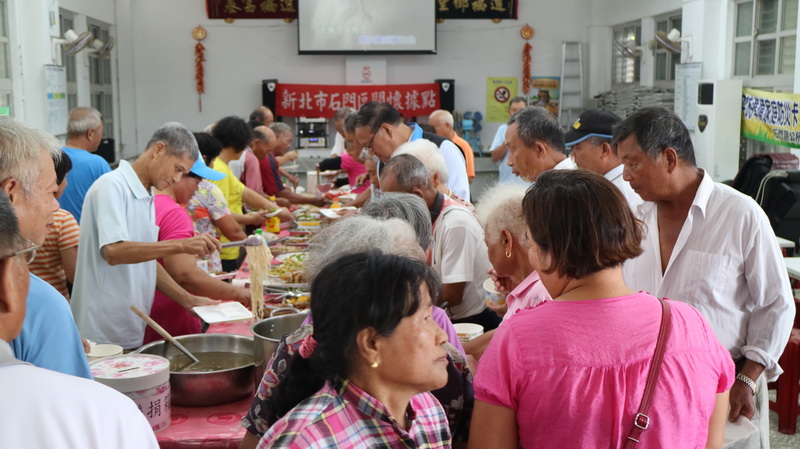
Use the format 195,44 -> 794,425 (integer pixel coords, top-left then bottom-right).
503,270 -> 551,321
475,292 -> 734,448
340,153 -> 369,194
241,149 -> 264,194
143,195 -> 202,344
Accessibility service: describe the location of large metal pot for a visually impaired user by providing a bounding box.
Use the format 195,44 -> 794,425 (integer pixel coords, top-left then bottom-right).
251,313 -> 307,386
135,333 -> 255,407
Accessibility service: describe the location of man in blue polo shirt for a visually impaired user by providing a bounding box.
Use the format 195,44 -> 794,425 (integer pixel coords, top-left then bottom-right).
0,116 -> 91,378
59,107 -> 111,224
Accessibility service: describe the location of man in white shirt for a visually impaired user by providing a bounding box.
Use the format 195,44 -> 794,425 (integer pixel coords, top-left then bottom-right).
490,96 -> 529,186
0,190 -> 159,449
505,106 -> 576,182
616,106 -> 794,449
565,108 -> 642,210
380,154 -> 499,331
354,102 -> 471,202
72,123 -> 221,349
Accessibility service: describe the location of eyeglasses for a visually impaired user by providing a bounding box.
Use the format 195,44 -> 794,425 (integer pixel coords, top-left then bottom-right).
6,240 -> 40,264
361,127 -> 382,154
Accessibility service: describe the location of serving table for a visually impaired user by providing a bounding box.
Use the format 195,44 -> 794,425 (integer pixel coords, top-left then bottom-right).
155,319 -> 255,449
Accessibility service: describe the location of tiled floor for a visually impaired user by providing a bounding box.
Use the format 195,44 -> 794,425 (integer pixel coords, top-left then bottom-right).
768,388 -> 800,448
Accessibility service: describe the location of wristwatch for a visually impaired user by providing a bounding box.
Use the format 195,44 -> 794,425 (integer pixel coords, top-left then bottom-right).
736,373 -> 758,395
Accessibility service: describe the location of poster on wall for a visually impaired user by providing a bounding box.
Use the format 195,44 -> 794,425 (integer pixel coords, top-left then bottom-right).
674,63 -> 702,131
526,77 -> 560,117
345,57 -> 387,85
45,65 -> 68,136
486,77 -> 518,122
741,88 -> 800,149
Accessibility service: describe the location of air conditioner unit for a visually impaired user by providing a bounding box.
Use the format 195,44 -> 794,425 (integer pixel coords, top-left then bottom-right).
693,79 -> 742,182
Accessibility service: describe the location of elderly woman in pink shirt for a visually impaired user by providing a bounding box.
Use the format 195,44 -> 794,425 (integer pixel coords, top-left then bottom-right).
463,183 -> 551,359
470,170 -> 733,448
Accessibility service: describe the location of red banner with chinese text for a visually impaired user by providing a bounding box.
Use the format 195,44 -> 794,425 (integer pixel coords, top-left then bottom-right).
275,83 -> 440,118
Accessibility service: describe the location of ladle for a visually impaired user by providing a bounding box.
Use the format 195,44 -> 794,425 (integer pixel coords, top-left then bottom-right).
130,305 -> 200,366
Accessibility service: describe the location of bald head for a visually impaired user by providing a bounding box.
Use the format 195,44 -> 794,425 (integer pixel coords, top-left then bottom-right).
251,125 -> 276,160
428,110 -> 454,139
250,106 -> 274,127
66,106 -> 104,152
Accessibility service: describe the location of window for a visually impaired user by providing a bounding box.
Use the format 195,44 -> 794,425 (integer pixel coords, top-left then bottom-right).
733,0 -> 798,77
654,15 -> 683,82
88,20 -> 113,138
613,23 -> 641,85
59,11 -> 78,112
0,0 -> 12,115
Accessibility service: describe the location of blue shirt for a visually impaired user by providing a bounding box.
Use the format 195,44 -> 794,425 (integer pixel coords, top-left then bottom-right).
10,274 -> 92,379
408,124 -> 471,202
59,146 -> 112,224
491,124 -> 530,186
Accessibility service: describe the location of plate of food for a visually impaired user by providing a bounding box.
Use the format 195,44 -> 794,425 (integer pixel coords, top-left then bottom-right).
275,252 -> 307,263
319,207 -> 357,219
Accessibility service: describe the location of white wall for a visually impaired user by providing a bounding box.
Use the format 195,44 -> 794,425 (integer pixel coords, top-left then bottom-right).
605,0 -> 683,26
58,0 -> 114,25
120,0 -> 590,158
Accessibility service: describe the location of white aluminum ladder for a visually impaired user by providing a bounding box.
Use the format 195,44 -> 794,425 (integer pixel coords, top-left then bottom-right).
558,42 -> 584,130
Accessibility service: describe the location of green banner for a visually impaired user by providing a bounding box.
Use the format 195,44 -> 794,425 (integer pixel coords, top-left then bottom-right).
741,88 -> 800,149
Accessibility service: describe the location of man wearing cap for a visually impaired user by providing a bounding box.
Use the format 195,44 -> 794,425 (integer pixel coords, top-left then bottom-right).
565,108 -> 642,210
505,106 -> 575,182
145,155 -> 251,343
72,123 -> 222,349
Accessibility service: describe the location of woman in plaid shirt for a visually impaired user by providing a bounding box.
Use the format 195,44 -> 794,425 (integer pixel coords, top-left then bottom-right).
256,251 -> 452,448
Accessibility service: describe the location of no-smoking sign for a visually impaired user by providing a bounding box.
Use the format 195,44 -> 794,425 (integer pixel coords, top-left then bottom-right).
494,86 -> 510,103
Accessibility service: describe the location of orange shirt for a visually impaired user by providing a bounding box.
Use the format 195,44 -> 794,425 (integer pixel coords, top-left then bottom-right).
451,133 -> 475,178
29,208 -> 79,299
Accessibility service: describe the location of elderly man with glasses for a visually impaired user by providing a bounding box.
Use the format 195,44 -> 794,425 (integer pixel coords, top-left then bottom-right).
354,102 -> 471,202
0,190 -> 159,448
0,116 -> 91,378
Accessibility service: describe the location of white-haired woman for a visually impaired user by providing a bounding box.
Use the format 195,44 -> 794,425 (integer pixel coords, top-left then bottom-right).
463,184 -> 551,359
394,139 -> 473,211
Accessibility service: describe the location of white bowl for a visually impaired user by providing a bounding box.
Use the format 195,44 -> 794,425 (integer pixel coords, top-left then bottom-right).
483,278 -> 506,306
453,323 -> 484,343
87,344 -> 123,361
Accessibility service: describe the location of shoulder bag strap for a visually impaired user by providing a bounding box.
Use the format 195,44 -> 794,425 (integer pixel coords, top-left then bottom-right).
625,298 -> 672,448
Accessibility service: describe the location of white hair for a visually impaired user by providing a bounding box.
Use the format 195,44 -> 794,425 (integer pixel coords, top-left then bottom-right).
304,216 -> 422,281
66,107 -> 103,137
429,109 -> 454,127
475,183 -> 529,245
0,117 -> 61,194
393,138 -> 449,184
